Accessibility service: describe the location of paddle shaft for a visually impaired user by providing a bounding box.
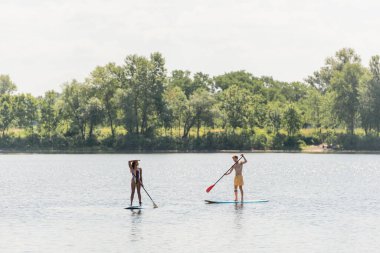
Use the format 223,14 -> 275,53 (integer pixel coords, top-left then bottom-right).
212,155 -> 244,186
131,170 -> 158,208
140,184 -> 157,206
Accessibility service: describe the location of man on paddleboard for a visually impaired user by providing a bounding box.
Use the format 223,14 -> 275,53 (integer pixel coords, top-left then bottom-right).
225,154 -> 247,202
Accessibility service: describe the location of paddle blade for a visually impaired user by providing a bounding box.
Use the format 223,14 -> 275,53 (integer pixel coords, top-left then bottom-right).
206,184 -> 215,193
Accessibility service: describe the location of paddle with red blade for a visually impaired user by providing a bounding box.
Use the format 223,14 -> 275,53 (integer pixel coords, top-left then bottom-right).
206,155 -> 243,193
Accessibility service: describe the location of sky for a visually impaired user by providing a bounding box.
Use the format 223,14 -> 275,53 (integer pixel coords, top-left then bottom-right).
1,0 -> 380,95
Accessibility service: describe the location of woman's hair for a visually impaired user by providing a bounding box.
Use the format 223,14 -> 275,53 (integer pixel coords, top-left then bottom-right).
131,161 -> 138,168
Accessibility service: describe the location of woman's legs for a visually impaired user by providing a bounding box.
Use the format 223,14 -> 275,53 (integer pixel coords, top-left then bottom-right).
130,180 -> 136,206
137,183 -> 142,205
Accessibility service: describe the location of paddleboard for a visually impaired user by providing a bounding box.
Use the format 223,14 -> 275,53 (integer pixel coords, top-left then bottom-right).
205,200 -> 269,204
125,206 -> 144,210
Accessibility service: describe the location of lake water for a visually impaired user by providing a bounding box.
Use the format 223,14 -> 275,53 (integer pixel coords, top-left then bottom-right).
1,153 -> 380,253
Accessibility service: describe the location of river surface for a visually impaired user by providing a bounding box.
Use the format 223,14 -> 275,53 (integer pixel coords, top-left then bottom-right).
1,153 -> 380,253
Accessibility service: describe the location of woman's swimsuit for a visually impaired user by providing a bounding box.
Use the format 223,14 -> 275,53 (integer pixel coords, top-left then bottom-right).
132,168 -> 141,184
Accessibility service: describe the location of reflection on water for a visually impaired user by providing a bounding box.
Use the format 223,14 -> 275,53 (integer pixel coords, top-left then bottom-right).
234,203 -> 244,210
1,153 -> 380,252
234,203 -> 244,230
130,210 -> 143,216
130,210 -> 143,242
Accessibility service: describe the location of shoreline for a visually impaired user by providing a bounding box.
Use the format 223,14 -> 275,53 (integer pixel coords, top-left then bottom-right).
2,147 -> 380,154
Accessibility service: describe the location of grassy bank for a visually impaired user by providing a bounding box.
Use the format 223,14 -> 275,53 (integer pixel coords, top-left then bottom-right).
2,127 -> 380,153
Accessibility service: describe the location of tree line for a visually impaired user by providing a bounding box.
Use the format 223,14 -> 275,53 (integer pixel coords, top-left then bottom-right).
1,48 -> 380,151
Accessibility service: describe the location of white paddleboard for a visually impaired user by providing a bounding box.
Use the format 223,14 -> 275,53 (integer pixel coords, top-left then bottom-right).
205,199 -> 269,204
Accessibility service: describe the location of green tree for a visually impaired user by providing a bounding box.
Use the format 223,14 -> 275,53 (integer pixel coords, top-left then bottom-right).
182,89 -> 215,139
120,53 -> 166,136
214,71 -> 263,93
0,94 -> 15,137
14,94 -> 38,132
220,85 -> 253,130
267,102 -> 282,134
0,75 -> 17,95
61,80 -> 91,141
283,104 -> 301,136
280,82 -> 309,102
163,86 -> 187,136
330,63 -> 364,135
40,91 -> 61,138
85,97 -> 104,140
168,70 -> 193,98
306,48 -> 361,92
89,63 -> 121,139
359,55 -> 380,134
300,88 -> 323,129
248,94 -> 268,129
261,76 -> 287,102
192,72 -> 214,93
320,91 -> 338,129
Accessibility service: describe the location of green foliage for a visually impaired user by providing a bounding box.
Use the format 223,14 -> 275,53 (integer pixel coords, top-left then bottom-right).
306,48 -> 361,92
168,70 -> 193,97
183,89 -> 215,139
267,102 -> 282,134
89,63 -> 121,139
163,86 -> 187,136
14,94 -> 38,131
330,63 -> 363,135
359,55 -> 380,134
86,97 -> 104,141
61,80 -> 92,141
220,85 -> 253,130
118,53 -> 166,136
0,94 -> 15,137
214,71 -> 263,93
3,49 -> 380,151
299,88 -> 322,128
283,104 -> 302,136
0,75 -> 17,95
39,91 -> 61,138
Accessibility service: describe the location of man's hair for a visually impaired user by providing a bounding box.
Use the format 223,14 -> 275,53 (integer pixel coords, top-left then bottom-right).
232,155 -> 238,159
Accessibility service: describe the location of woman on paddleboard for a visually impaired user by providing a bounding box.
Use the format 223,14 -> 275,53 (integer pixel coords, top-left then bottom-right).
225,154 -> 247,202
129,160 -> 143,206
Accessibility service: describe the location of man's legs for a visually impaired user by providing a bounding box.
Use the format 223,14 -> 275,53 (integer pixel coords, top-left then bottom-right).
234,185 -> 238,201
239,185 -> 244,202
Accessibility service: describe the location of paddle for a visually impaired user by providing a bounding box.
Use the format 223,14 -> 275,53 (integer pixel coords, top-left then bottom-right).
130,161 -> 158,208
140,183 -> 158,208
206,155 -> 243,193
